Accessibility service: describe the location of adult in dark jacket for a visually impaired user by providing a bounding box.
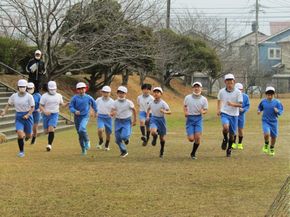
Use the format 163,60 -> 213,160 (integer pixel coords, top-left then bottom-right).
26,50 -> 46,92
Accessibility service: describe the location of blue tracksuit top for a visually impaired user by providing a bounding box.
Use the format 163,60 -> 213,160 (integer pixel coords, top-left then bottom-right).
258,98 -> 283,122
69,94 -> 97,116
240,93 -> 250,115
33,93 -> 42,110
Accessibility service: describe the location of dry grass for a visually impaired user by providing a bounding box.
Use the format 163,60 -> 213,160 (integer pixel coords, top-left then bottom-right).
0,98 -> 289,217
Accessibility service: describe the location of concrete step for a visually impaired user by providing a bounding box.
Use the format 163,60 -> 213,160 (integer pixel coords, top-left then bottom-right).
0,119 -> 15,130
0,92 -> 14,97
0,120 -> 68,136
0,113 -> 15,122
0,97 -> 9,103
6,124 -> 75,141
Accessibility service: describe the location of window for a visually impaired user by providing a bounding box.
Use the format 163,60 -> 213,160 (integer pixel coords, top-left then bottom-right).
268,48 -> 281,60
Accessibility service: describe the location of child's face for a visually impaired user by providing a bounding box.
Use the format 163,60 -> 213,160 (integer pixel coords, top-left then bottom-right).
102,91 -> 110,97
153,91 -> 162,99
225,79 -> 235,90
77,88 -> 86,95
192,85 -> 202,95
117,91 -> 126,99
142,88 -> 151,95
266,93 -> 274,100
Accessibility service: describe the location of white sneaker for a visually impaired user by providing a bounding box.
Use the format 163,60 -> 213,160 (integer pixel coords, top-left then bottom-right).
96,144 -> 103,150
104,147 -> 110,151
46,144 -> 52,152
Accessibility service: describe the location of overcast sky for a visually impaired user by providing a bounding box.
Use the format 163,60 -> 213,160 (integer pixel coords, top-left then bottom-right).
169,0 -> 290,39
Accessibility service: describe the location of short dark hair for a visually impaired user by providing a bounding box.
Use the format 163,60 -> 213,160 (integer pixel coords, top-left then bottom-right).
141,83 -> 152,90
265,90 -> 275,95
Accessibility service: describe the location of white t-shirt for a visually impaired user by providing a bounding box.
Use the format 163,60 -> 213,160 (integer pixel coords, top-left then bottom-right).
217,88 -> 243,116
137,94 -> 154,112
112,99 -> 134,119
96,97 -> 114,115
8,92 -> 35,112
40,92 -> 64,113
184,94 -> 208,115
148,99 -> 170,117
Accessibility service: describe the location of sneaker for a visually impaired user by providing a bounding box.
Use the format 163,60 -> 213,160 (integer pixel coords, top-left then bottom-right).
30,141 -> 36,145
226,148 -> 232,157
269,148 -> 275,156
262,144 -> 269,154
120,152 -> 128,157
85,141 -> 91,150
124,139 -> 129,145
25,137 -> 30,142
96,144 -> 103,150
141,136 -> 147,142
232,143 -> 237,149
46,144 -> 52,152
17,152 -> 25,158
221,139 -> 227,150
190,154 -> 197,160
104,147 -> 110,151
81,148 -> 87,155
237,143 -> 244,150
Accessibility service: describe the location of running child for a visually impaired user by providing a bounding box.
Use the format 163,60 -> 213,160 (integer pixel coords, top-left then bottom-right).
39,81 -> 67,152
0,79 -> 35,157
147,87 -> 171,158
69,82 -> 97,155
95,85 -> 114,151
111,86 -> 136,157
184,82 -> 208,160
258,86 -> 283,156
232,83 -> 250,150
27,82 -> 42,145
217,74 -> 243,157
137,83 -> 154,146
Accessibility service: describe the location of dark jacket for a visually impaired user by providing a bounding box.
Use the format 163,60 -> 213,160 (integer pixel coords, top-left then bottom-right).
26,58 -> 46,81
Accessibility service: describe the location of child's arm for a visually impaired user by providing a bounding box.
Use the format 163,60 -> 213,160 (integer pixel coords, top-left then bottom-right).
23,106 -> 35,120
227,101 -> 242,108
40,104 -> 51,116
183,105 -> 189,117
217,100 -> 221,116
0,104 -> 10,116
160,108 -> 171,115
274,101 -> 283,116
257,101 -> 263,115
131,107 -> 137,126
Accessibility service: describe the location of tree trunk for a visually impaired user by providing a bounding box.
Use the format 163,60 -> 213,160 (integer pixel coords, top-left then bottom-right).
122,69 -> 129,86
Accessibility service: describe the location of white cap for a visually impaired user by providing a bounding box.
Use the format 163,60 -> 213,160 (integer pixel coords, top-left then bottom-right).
265,86 -> 275,93
224,73 -> 235,80
35,50 -> 42,55
76,82 -> 86,89
48,81 -> 57,90
192,81 -> 202,87
27,82 -> 35,88
102,86 -> 111,93
17,79 -> 27,87
153,87 -> 163,93
117,86 -> 128,93
235,83 -> 243,90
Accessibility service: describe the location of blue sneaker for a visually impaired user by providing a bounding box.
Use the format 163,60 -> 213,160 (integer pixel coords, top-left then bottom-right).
85,141 -> 91,150
81,148 -> 87,155
17,152 -> 25,158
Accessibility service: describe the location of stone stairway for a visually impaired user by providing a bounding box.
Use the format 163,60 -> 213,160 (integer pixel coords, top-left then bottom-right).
0,81 -> 74,143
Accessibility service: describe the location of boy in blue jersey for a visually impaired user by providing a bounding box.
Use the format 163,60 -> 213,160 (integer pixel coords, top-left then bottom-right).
69,82 -> 98,155
147,87 -> 171,158
111,86 -> 136,157
217,74 -> 243,157
258,86 -> 283,156
27,82 -> 42,145
232,83 -> 250,150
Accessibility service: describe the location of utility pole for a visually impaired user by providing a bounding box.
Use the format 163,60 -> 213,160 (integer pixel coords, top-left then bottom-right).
225,18 -> 228,47
255,0 -> 259,76
166,0 -> 171,29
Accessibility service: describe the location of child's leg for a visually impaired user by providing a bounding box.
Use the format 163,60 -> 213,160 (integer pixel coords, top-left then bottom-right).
105,131 -> 111,148
150,128 -> 158,146
98,128 -> 104,145
159,135 -> 165,157
115,128 -> 127,154
191,132 -> 201,157
17,130 -> 25,154
145,119 -> 150,141
238,128 -> 244,143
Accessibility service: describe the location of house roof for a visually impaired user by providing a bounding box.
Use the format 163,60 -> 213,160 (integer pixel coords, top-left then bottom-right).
270,21 -> 290,35
259,27 -> 290,44
277,35 -> 290,43
228,31 -> 267,45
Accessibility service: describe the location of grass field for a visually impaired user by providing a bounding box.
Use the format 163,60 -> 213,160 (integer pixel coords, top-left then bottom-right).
0,98 -> 289,217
